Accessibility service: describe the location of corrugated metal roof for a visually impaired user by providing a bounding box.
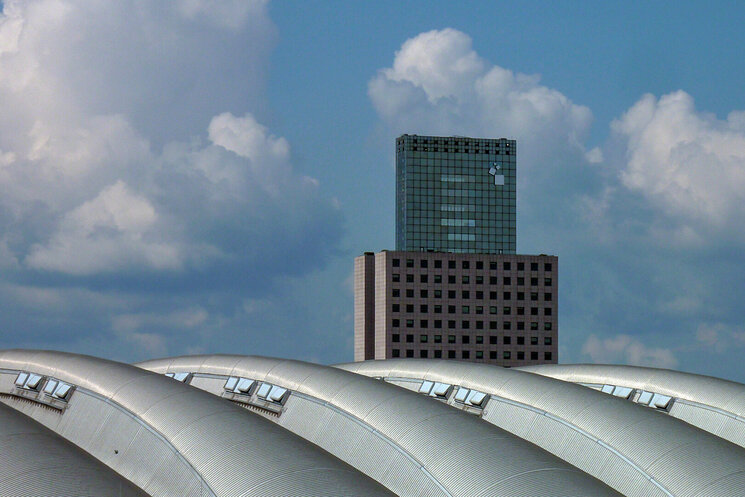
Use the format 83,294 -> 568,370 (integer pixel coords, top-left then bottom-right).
138,354 -> 624,497
0,350 -> 395,497
336,359 -> 745,497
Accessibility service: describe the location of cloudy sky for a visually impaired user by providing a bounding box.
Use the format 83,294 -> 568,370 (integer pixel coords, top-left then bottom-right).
1,0 -> 744,379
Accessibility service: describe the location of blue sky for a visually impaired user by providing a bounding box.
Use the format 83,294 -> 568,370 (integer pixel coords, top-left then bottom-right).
1,1 -> 745,380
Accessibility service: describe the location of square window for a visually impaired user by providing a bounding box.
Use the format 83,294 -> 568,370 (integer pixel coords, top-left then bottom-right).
392,304 -> 400,312
462,351 -> 470,359
531,336 -> 538,345
490,306 -> 498,314
531,277 -> 538,286
544,322 -> 552,331
420,334 -> 428,342
448,290 -> 456,298
490,276 -> 498,285
504,292 -> 511,300
406,320 -> 414,328
531,307 -> 538,316
504,321 -> 512,330
489,321 -> 497,330
462,261 -> 470,269
462,275 -> 469,284
435,334 -> 442,343
531,322 -> 538,330
434,305 -> 442,313
434,260 -> 442,268
504,277 -> 511,285
448,305 -> 456,314
517,336 -> 525,345
462,320 -> 470,329
435,320 -> 442,328
448,320 -> 456,329
406,289 -> 414,298
503,307 -> 511,315
462,335 -> 470,344
406,259 -> 414,268
503,262 -> 511,270
517,292 -> 524,300
476,335 -> 483,344
434,289 -> 442,298
420,259 -> 428,268
434,275 -> 442,284
392,273 -> 400,282
476,291 -> 484,299
476,261 -> 484,270
406,304 -> 414,312
448,335 -> 456,343
420,350 -> 429,358
406,334 -> 414,342
392,289 -> 400,297
448,275 -> 456,284
434,350 -> 442,358
531,262 -> 538,271
490,261 -> 498,270
393,258 -> 400,267
392,334 -> 400,342
545,263 -> 552,271
544,308 -> 552,316
531,351 -> 538,360
544,352 -> 552,360
517,307 -> 524,315
531,292 -> 538,301
420,290 -> 428,298
490,351 -> 497,359
503,336 -> 511,345
517,262 -> 524,271
420,320 -> 428,328
544,337 -> 552,345
421,275 -> 428,283
517,321 -> 524,330
406,274 -> 414,283
475,275 -> 484,284
462,290 -> 470,299
392,319 -> 400,327
517,351 -> 525,360
462,306 -> 470,315
475,306 -> 483,315
545,278 -> 552,286
476,351 -> 484,359
448,350 -> 456,358
448,260 -> 456,269
406,349 -> 414,358
503,351 -> 511,359
544,293 -> 552,301
392,349 -> 400,357
476,320 -> 484,329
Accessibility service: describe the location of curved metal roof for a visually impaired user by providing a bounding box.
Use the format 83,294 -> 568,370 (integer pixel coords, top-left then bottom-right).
0,350 -> 395,497
519,363 -> 745,449
138,354 -> 625,497
336,359 -> 745,497
0,402 -> 148,497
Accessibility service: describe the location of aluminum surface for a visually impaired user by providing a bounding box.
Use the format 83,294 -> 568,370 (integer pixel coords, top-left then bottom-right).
337,359 -> 745,497
0,402 -> 147,497
138,354 -> 624,497
519,363 -> 745,449
0,350 -> 395,497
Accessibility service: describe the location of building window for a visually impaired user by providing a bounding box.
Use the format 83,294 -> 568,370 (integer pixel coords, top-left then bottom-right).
462,320 -> 470,329
517,321 -> 524,330
490,276 -> 498,284
434,275 -> 442,284
503,336 -> 511,345
448,320 -> 456,329
545,263 -> 552,272
420,275 -> 428,283
462,275 -> 469,284
420,334 -> 428,342
448,275 -> 456,284
517,351 -> 525,360
420,259 -> 428,268
531,262 -> 538,271
462,306 -> 470,315
490,351 -> 497,359
462,335 -> 470,344
530,322 -> 538,330
531,292 -> 538,301
504,277 -> 511,285
420,304 -> 428,313
476,261 -> 484,270
434,350 -> 442,358
531,277 -> 538,286
531,307 -> 538,316
393,258 -> 400,267
406,289 -> 414,298
448,305 -> 456,314
517,277 -> 525,285
448,260 -> 456,269
406,350 -> 414,358
490,262 -> 498,270
420,320 -> 428,329
462,290 -> 470,299
517,292 -> 524,300
406,334 -> 414,342
406,320 -> 414,328
435,320 -> 442,328
392,349 -> 400,357
490,306 -> 498,314
476,291 -> 484,299
531,336 -> 538,345
406,304 -> 414,313
434,290 -> 442,298
517,262 -> 524,271
544,337 -> 552,345
544,293 -> 552,301
392,334 -> 400,342
544,322 -> 552,331
490,321 -> 498,329
434,335 -> 442,343
531,351 -> 538,360
392,273 -> 400,282
544,308 -> 552,316
503,307 -> 511,315
420,290 -> 428,298
476,320 -> 484,329
434,305 -> 442,314
503,351 -> 511,359
392,319 -> 400,327
475,306 -> 483,315
462,351 -> 470,359
420,350 -> 429,358
488,336 -> 497,345
448,350 -> 456,358
406,259 -> 414,268
517,336 -> 525,345
448,290 -> 456,298
406,274 -> 414,283
490,291 -> 497,299
462,261 -> 470,269
545,277 -> 552,286
476,335 -> 483,344
434,260 -> 442,268
476,351 -> 484,359
392,289 -> 400,298
545,352 -> 552,360
504,292 -> 511,300
503,262 -> 511,270
448,335 -> 456,343
504,321 -> 512,330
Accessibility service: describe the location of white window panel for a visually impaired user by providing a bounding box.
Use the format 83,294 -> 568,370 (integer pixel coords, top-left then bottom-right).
268,386 -> 288,403
53,383 -> 72,400
173,372 -> 190,382
418,381 -> 434,394
466,390 -> 488,407
651,393 -> 672,409
637,391 -> 653,405
235,378 -> 254,393
25,374 -> 42,390
256,383 -> 272,399
612,386 -> 634,399
224,377 -> 238,391
14,372 -> 28,386
601,384 -> 614,394
44,379 -> 58,394
454,387 -> 470,403
430,382 -> 451,397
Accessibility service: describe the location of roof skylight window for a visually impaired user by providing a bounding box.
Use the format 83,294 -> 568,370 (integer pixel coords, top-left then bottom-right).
612,386 -> 634,399
419,381 -> 434,394
25,374 -> 43,390
465,390 -> 488,407
651,393 -> 672,410
224,377 -> 239,391
256,383 -> 272,399
601,384 -> 614,394
268,386 -> 288,403
454,387 -> 470,403
44,379 -> 58,394
430,382 -> 452,398
172,372 -> 190,382
637,391 -> 653,405
235,378 -> 254,394
14,372 -> 28,386
52,382 -> 72,400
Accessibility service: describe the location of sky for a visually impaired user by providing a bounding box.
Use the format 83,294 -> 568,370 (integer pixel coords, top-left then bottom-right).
1,0 -> 745,380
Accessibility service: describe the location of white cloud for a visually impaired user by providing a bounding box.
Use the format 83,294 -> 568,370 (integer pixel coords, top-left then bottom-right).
612,91 -> 745,235
696,322 -> 745,354
582,334 -> 678,369
112,307 -> 208,333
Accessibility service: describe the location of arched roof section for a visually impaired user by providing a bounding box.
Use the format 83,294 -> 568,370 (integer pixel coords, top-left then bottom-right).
0,350 -> 394,497
519,364 -> 745,449
337,359 -> 745,497
0,402 -> 148,497
138,354 -> 624,497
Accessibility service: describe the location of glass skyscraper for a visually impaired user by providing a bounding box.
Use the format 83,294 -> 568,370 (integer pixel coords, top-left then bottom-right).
396,134 -> 517,254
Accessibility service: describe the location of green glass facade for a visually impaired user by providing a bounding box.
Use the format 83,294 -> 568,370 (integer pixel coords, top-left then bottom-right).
396,134 -> 517,254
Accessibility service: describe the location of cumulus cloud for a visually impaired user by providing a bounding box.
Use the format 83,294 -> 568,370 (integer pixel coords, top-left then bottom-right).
0,0 -> 344,360
582,334 -> 678,369
611,90 -> 745,240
